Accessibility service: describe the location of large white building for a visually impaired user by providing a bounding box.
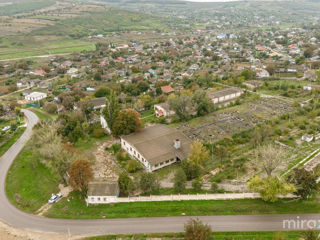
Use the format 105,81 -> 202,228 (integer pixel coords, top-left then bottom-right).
25,92 -> 47,102
121,124 -> 192,172
208,87 -> 243,104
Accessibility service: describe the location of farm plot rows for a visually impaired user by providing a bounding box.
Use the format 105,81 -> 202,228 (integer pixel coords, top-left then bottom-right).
177,98 -> 295,142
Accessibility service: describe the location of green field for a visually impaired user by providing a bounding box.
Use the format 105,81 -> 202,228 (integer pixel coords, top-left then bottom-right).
45,191 -> 320,219
6,143 -> 59,213
84,231 -> 308,240
30,108 -> 57,121
0,127 -> 25,157
0,0 -> 55,16
0,38 -> 95,60
35,8 -> 172,39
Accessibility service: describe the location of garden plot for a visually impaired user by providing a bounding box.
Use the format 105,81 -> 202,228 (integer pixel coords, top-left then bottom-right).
178,98 -> 295,142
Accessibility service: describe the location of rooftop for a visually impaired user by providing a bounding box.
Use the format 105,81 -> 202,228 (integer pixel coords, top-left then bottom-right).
208,87 -> 243,99
87,182 -> 119,196
122,124 -> 192,166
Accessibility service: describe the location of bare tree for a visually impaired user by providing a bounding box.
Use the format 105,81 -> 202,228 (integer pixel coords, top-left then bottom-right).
252,144 -> 286,176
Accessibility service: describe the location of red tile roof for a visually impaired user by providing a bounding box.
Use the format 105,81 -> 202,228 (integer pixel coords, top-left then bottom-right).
161,85 -> 175,94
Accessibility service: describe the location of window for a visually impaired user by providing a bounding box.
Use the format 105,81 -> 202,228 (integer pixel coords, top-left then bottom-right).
155,164 -> 159,167
98,198 -> 100,201
103,198 -> 106,201
130,147 -> 132,151
91,197 -> 94,201
134,151 -> 136,155
166,160 -> 169,163
138,154 -> 140,158
160,162 -> 163,166
123,142 -> 126,145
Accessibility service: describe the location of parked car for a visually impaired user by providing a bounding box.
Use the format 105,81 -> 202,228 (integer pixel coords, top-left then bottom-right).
2,126 -> 10,132
48,193 -> 62,204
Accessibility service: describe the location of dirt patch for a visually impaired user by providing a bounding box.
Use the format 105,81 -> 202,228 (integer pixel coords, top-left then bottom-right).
0,221 -> 78,240
92,141 -> 121,181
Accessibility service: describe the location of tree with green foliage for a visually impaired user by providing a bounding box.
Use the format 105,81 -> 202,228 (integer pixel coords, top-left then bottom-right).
184,219 -> 211,240
118,171 -> 133,197
251,124 -> 273,147
213,144 -> 228,166
192,179 -> 202,192
174,168 -> 187,193
181,159 -> 201,181
188,140 -> 209,166
103,90 -> 120,131
112,109 -> 141,137
126,159 -> 142,173
94,87 -> 111,98
248,176 -> 296,202
168,94 -> 193,121
241,69 -> 256,80
192,90 -> 214,116
289,168 -> 318,198
139,172 -> 159,195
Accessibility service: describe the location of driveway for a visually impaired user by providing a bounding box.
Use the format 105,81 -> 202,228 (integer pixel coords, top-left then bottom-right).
0,109 -> 318,236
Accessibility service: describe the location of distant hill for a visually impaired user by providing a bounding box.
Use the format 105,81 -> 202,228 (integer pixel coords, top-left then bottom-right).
34,7 -> 177,39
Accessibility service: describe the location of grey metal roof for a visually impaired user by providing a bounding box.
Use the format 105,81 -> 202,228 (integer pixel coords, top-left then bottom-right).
121,124 -> 192,166
87,182 -> 119,196
208,87 -> 243,99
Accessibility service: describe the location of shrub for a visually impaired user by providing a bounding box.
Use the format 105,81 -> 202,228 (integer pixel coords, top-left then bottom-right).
92,128 -> 105,138
184,219 -> 211,240
126,159 -> 142,173
192,180 -> 202,192
210,182 -> 218,193
111,143 -> 121,154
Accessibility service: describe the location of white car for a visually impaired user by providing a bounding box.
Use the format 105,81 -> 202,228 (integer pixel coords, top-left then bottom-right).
48,193 -> 62,204
2,126 -> 10,132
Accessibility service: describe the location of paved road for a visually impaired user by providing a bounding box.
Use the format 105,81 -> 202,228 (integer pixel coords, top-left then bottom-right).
0,109 -> 319,236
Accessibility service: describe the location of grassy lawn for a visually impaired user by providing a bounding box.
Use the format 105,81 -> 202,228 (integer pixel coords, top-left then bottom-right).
0,127 -> 26,157
6,144 -> 60,213
29,107 -> 58,121
45,191 -> 320,219
84,231 -> 306,240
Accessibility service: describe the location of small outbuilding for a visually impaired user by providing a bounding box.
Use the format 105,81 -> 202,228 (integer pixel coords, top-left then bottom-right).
86,182 -> 120,205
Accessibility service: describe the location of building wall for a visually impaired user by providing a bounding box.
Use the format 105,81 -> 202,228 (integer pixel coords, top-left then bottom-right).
151,158 -> 177,171
86,195 -> 118,205
121,139 -> 152,171
25,93 -> 47,101
211,91 -> 242,104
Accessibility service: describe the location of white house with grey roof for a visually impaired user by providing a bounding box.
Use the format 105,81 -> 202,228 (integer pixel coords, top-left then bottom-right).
86,182 -> 119,205
25,92 -> 47,102
208,87 -> 243,105
121,124 -> 192,172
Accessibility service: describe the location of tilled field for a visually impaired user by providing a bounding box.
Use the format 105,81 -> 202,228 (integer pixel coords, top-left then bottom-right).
177,98 -> 295,142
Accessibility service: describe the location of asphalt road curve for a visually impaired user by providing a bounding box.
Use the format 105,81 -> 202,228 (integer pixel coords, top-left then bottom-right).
0,109 -> 318,235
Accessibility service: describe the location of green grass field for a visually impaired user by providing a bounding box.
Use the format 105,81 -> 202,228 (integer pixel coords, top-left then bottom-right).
45,191 -> 320,219
0,127 -> 25,157
0,0 -> 55,16
30,108 -> 57,121
6,143 -> 59,213
84,231 -> 307,240
0,38 -> 95,60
